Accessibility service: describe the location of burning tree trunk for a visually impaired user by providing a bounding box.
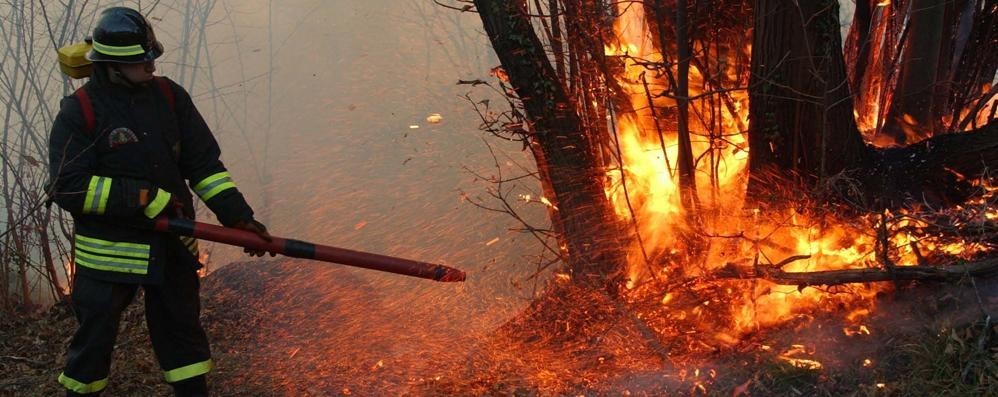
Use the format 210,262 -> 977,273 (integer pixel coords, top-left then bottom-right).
884,0 -> 947,142
468,0 -> 995,297
846,0 -> 997,136
844,0 -> 873,96
474,0 -> 629,287
748,0 -> 996,209
948,1 -> 998,131
460,2 -> 997,379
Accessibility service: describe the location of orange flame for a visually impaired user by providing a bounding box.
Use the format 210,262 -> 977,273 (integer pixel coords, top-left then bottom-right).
605,2 -> 988,337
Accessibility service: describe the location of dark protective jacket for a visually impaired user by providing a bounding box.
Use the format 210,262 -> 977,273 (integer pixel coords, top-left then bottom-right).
48,65 -> 254,284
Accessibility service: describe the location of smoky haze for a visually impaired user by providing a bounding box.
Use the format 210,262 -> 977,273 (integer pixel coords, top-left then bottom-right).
157,0 -> 546,362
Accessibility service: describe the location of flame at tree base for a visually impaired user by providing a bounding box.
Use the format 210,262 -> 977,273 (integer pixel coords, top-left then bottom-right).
600,0 -> 997,339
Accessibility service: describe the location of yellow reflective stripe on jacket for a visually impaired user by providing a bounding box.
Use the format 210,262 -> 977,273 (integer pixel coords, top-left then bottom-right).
193,172 -> 236,201
82,176 -> 112,215
75,234 -> 150,258
92,40 -> 145,56
75,250 -> 149,274
163,359 -> 213,383
144,188 -> 172,218
74,234 -> 150,275
59,373 -> 108,394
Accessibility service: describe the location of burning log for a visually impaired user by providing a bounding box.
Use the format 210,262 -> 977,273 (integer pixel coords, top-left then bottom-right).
717,256 -> 998,288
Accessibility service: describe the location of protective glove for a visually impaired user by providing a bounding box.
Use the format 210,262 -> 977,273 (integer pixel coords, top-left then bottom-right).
233,219 -> 276,257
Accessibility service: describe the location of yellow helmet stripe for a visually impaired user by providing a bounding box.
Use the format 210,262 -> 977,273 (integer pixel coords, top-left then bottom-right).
92,40 -> 145,56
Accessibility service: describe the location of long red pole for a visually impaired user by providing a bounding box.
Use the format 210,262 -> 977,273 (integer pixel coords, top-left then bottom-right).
154,217 -> 466,282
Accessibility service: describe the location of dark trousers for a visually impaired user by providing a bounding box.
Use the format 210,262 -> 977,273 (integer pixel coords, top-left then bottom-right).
60,256 -> 211,395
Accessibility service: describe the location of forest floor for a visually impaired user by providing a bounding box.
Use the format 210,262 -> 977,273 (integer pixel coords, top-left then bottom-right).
2,261 -> 996,396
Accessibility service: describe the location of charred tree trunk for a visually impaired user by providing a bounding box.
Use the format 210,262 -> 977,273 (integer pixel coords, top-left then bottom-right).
748,0 -> 996,209
884,0 -> 947,141
475,0 -> 629,288
674,0 -> 700,213
845,0 -> 873,96
950,0 -> 997,131
747,0 -> 870,203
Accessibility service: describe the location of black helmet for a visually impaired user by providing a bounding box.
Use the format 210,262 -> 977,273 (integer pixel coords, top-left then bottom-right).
86,7 -> 163,63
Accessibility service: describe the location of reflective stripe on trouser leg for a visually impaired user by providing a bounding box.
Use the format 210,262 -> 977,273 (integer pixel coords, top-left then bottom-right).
58,373 -> 107,394
163,360 -> 213,383
61,276 -> 138,394
144,246 -> 212,383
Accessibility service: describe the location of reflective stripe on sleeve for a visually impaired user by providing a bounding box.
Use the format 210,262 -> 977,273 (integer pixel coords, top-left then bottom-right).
163,359 -> 213,383
92,40 -> 145,56
58,373 -> 108,394
82,176 -> 112,215
192,172 -> 237,201
144,188 -> 172,218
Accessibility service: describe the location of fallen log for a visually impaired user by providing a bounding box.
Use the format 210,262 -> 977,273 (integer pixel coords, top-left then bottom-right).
716,257 -> 998,287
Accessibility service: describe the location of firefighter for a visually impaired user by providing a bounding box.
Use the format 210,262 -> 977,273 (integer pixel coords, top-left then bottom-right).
48,7 -> 271,396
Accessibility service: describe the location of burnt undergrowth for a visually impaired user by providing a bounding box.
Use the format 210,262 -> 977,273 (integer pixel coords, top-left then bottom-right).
2,261 -> 995,396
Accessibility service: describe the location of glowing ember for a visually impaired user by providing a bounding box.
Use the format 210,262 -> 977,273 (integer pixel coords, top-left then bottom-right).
778,345 -> 823,370
539,196 -> 557,210
843,325 -> 872,337
426,113 -> 443,124
779,357 -> 823,370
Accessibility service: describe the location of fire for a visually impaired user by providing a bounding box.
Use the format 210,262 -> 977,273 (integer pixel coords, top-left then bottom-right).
778,344 -> 823,369
603,1 -> 990,338
843,325 -> 871,337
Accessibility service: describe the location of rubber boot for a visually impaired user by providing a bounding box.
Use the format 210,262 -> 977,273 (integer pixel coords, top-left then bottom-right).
66,391 -> 101,397
170,375 -> 208,397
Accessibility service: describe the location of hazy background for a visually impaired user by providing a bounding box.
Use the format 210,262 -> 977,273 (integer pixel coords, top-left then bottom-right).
2,0 -> 552,366
147,0 -> 550,336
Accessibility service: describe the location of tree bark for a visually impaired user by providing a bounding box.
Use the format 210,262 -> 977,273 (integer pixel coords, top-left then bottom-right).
474,0 -> 629,287
950,0 -> 997,131
884,0 -> 947,141
747,0 -> 869,203
673,0 -> 699,212
845,0 -> 873,96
